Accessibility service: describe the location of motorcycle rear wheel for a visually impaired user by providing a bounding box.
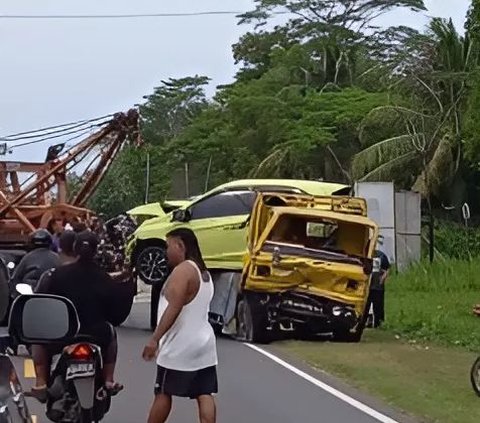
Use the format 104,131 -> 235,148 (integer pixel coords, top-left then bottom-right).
470,356 -> 480,396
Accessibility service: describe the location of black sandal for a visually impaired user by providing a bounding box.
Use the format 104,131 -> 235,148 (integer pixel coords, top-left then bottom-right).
104,382 -> 124,396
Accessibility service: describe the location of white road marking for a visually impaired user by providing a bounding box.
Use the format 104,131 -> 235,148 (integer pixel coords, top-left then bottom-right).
245,343 -> 400,423
24,358 -> 36,378
133,293 -> 151,304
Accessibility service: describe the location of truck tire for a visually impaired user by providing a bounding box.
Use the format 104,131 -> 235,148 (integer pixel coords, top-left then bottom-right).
236,294 -> 271,344
332,312 -> 367,343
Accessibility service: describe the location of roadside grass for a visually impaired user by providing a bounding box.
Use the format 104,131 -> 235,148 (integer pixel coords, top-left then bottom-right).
279,330 -> 480,423
385,259 -> 480,350
277,259 -> 480,423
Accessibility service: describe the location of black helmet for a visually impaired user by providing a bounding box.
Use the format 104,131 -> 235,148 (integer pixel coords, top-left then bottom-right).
31,229 -> 53,248
74,230 -> 99,261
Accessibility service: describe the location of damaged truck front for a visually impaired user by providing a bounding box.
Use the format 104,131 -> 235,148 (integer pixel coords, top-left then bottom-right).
234,192 -> 379,343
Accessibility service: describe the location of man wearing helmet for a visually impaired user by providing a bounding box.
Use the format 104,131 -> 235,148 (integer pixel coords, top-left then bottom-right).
10,229 -> 60,295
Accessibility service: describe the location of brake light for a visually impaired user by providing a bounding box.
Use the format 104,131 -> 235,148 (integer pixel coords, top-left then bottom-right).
70,344 -> 93,360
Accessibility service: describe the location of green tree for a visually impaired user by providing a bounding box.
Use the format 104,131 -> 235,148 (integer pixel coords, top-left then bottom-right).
92,76 -> 212,214
236,0 -> 426,86
463,0 -> 480,163
352,18 -> 477,203
140,76 -> 210,146
89,147 -> 148,217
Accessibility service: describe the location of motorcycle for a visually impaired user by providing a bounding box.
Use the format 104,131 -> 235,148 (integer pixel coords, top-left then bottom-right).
10,285 -> 115,423
0,264 -> 33,423
0,353 -> 32,423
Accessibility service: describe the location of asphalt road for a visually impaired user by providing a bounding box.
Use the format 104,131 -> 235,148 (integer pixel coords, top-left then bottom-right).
14,302 -> 414,423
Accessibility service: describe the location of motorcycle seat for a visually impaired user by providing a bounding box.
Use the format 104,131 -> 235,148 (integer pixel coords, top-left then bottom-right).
72,334 -> 99,345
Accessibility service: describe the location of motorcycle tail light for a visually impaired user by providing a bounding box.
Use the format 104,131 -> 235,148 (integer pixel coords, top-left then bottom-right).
70,344 -> 93,360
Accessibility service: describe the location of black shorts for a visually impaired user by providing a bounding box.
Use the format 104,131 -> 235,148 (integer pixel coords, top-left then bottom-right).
154,365 -> 218,399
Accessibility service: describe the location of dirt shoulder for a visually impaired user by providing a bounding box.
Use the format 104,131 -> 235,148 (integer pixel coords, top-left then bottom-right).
277,330 -> 480,423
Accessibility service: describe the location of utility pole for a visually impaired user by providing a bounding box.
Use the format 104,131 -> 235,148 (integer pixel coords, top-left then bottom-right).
184,162 -> 190,198
145,152 -> 150,204
204,156 -> 212,193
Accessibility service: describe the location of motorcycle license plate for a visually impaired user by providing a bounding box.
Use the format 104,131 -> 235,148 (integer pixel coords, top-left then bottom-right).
66,362 -> 95,380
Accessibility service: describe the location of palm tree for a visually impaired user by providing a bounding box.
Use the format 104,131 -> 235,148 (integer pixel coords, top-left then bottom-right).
351,18 -> 476,200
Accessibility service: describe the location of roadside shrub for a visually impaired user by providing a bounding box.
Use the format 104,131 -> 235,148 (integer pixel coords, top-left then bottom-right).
385,259 -> 480,350
435,221 -> 480,259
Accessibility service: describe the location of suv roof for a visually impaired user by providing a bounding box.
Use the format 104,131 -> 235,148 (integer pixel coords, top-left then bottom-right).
211,179 -> 349,197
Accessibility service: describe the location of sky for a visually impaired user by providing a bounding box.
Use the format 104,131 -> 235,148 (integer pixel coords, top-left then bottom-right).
0,0 -> 472,162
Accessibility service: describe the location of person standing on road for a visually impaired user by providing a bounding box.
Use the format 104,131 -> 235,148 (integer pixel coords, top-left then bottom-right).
367,237 -> 391,328
47,217 -> 64,253
143,228 -> 218,423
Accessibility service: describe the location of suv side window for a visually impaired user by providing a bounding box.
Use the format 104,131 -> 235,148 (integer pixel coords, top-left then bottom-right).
189,191 -> 257,220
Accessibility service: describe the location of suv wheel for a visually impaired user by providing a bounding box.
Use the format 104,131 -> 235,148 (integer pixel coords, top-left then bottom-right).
136,246 -> 168,285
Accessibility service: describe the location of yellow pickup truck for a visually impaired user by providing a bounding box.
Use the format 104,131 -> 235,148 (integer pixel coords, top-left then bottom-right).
235,192 -> 379,343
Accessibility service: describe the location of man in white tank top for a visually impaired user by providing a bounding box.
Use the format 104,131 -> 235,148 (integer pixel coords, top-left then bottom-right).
143,228 -> 218,423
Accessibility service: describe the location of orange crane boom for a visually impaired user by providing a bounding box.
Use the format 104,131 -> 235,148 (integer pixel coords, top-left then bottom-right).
0,109 -> 141,246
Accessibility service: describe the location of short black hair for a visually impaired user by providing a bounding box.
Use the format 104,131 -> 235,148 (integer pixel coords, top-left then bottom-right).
74,231 -> 99,262
47,217 -> 63,234
59,230 -> 77,257
166,228 -> 207,272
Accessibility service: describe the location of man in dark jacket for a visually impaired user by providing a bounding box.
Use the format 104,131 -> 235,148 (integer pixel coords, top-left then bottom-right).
10,229 -> 60,295
367,236 -> 390,328
28,231 -> 133,402
35,230 -> 77,293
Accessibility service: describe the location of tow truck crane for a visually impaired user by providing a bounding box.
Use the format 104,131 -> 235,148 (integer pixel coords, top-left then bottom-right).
0,109 -> 141,250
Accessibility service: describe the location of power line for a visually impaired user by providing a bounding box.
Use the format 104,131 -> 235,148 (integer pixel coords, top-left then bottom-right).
0,11 -> 249,19
8,123 -> 104,150
2,114 -> 114,140
4,116 -> 113,142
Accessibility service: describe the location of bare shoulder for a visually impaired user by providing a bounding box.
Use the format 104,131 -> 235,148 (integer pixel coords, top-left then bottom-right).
182,261 -> 210,282
171,261 -> 198,279
164,262 -> 195,291
164,262 -> 197,303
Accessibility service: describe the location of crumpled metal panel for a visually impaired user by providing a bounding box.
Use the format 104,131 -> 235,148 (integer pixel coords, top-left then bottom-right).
209,272 -> 241,326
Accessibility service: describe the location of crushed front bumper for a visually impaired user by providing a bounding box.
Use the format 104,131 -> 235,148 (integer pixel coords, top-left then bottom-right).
268,291 -> 358,333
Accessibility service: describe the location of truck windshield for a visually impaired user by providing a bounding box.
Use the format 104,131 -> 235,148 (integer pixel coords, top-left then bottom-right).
263,214 -> 372,263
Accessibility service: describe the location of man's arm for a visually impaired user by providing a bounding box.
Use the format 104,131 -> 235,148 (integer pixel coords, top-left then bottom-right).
380,253 -> 390,283
151,264 -> 193,344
